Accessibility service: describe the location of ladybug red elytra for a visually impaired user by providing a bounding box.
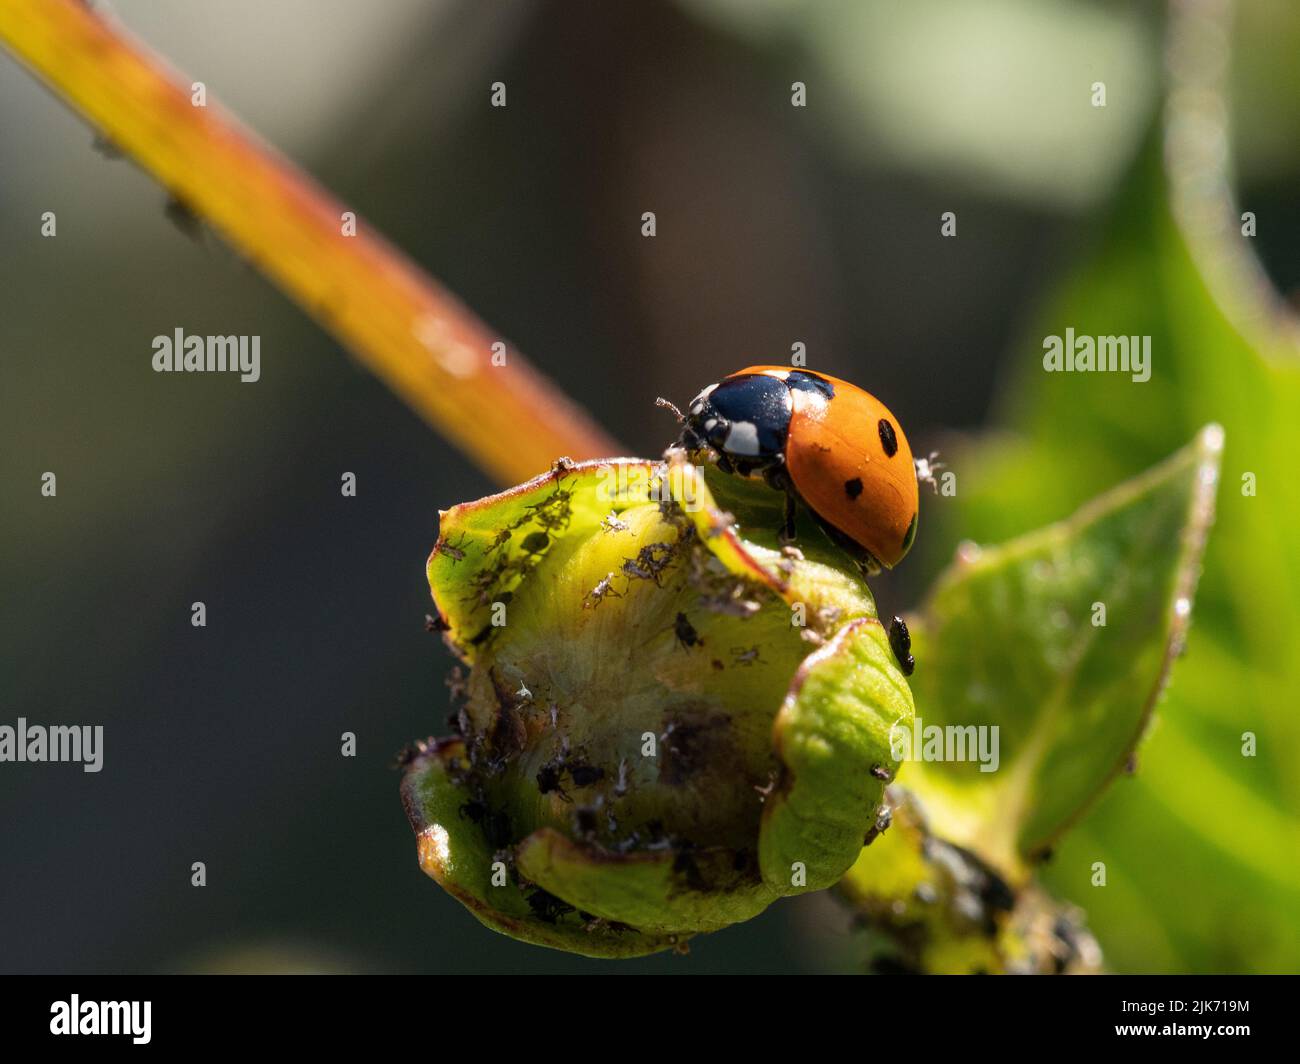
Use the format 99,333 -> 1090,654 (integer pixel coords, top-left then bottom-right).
671,366 -> 919,572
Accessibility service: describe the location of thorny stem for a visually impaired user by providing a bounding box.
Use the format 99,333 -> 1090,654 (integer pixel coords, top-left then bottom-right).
0,0 -> 622,484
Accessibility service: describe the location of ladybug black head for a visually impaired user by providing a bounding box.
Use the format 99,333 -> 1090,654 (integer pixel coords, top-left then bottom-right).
682,373 -> 792,467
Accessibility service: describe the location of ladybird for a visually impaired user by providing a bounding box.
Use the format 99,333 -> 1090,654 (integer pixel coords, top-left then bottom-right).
672,366 -> 919,571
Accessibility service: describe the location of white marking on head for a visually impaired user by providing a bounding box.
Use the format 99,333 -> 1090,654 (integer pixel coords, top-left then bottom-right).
689,384 -> 718,415
790,387 -> 828,418
725,421 -> 762,456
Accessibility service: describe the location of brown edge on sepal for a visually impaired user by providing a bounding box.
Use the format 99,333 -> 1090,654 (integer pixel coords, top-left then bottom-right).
666,456 -> 792,599
398,744 -> 561,941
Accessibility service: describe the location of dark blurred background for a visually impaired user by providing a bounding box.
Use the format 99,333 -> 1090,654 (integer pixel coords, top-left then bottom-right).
2,0 -> 1297,973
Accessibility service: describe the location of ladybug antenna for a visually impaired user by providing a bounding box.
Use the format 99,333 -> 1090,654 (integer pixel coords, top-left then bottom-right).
655,397 -> 685,422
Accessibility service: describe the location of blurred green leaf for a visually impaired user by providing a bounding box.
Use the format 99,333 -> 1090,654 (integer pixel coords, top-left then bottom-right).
902,427 -> 1221,876
931,135 -> 1300,971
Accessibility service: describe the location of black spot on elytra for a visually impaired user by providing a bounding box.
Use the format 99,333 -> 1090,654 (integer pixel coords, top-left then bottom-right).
844,477 -> 864,500
878,418 -> 898,457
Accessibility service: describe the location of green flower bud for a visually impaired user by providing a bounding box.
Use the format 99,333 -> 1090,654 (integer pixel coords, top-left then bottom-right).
401,456 -> 914,957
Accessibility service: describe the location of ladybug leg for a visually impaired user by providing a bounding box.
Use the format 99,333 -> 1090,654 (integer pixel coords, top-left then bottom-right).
762,465 -> 799,543
813,514 -> 882,576
780,490 -> 797,543
851,547 -> 882,578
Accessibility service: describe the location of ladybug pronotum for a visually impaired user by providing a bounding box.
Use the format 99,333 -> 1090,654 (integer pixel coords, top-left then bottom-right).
676,366 -> 919,573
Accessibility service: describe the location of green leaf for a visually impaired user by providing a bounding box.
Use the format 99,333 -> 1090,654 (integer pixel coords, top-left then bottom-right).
899,426 -> 1222,877
932,130 -> 1300,971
